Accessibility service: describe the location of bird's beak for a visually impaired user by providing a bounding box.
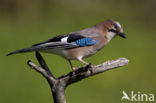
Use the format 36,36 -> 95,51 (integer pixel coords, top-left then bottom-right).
118,32 -> 126,38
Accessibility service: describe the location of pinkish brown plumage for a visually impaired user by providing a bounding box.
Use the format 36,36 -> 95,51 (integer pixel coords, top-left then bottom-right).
7,19 -> 126,71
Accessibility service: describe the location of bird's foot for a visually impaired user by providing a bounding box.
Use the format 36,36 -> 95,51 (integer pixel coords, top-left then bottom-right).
71,67 -> 80,76
70,64 -> 93,76
84,63 -> 94,73
88,64 -> 94,74
77,63 -> 92,73
72,67 -> 78,71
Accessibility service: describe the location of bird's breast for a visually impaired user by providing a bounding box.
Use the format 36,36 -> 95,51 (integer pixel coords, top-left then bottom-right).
40,48 -> 68,57
64,46 -> 98,60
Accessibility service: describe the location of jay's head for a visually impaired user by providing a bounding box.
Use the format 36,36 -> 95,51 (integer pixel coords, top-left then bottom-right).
95,19 -> 126,41
107,19 -> 126,39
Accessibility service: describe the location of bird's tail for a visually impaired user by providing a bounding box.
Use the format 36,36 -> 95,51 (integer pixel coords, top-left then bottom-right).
6,46 -> 39,56
7,42 -> 78,56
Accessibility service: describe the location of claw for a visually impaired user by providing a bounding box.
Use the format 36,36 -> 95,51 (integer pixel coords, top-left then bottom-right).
89,65 -> 94,74
71,67 -> 79,76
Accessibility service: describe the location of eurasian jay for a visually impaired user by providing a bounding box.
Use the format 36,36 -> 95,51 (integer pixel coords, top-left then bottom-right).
7,19 -> 126,71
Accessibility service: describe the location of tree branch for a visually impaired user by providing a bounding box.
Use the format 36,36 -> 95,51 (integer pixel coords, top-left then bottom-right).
27,52 -> 129,103
35,51 -> 54,77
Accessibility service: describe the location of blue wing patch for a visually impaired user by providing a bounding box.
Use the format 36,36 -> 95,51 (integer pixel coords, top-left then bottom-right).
74,38 -> 98,47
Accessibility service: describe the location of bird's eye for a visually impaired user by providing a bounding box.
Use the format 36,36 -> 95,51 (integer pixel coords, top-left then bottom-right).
114,24 -> 118,29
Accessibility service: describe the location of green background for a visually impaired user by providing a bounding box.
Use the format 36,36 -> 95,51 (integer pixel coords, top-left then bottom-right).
0,0 -> 156,103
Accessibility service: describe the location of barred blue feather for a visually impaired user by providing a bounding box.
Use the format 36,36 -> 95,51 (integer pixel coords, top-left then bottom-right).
74,38 -> 98,47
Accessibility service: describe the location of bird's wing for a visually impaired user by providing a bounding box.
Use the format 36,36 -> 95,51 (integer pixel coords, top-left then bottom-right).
7,33 -> 98,56
33,33 -> 98,48
34,42 -> 78,49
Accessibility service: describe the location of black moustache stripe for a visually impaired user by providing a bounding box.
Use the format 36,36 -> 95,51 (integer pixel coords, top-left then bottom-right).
109,29 -> 118,33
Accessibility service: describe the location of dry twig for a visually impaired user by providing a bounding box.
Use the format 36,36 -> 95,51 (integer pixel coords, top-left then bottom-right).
27,52 -> 129,103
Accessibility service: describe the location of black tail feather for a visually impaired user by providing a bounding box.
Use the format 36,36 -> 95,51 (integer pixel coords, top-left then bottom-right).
6,42 -> 78,56
6,47 -> 37,56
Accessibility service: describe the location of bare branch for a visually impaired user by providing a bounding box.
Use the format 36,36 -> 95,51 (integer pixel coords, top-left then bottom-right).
35,51 -> 55,78
27,60 -> 57,85
27,52 -> 129,103
59,58 -> 129,86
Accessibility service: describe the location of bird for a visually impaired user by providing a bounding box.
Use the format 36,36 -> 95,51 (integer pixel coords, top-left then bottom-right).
7,19 -> 126,71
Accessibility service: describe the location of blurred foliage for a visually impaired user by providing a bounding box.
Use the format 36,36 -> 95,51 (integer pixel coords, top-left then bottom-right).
0,0 -> 156,103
